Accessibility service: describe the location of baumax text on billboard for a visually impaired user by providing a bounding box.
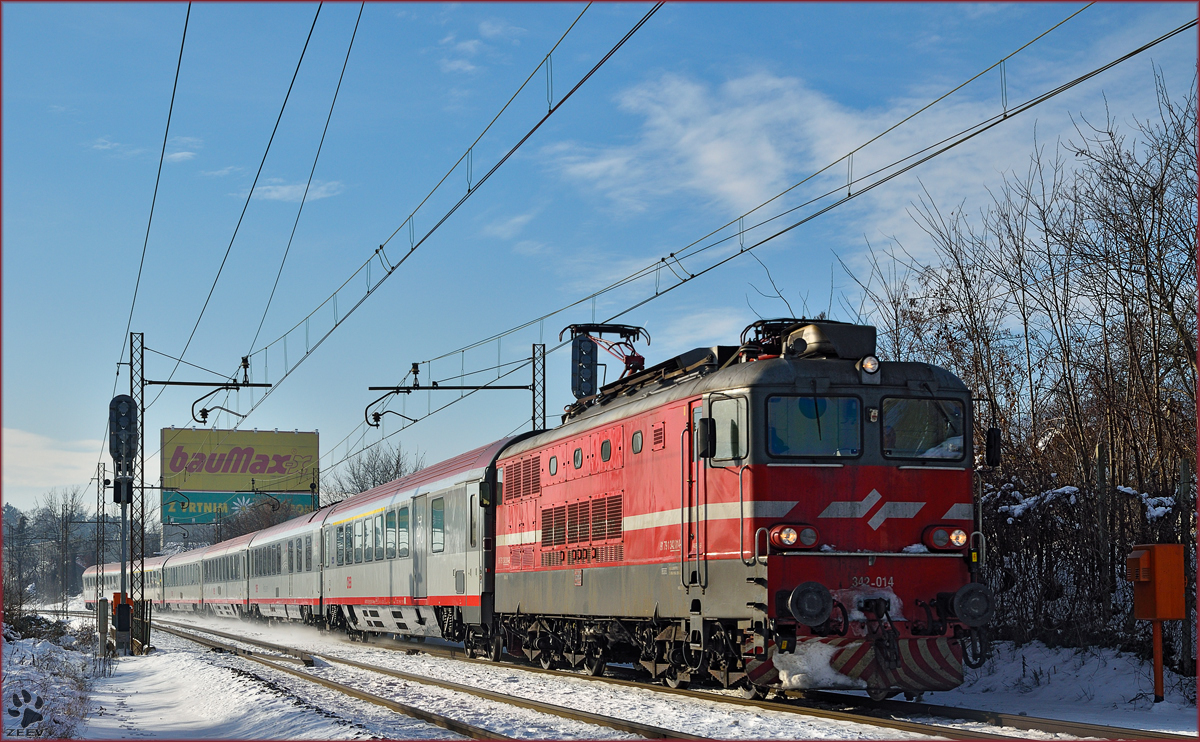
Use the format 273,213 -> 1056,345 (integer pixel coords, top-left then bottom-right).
161,428 -> 318,493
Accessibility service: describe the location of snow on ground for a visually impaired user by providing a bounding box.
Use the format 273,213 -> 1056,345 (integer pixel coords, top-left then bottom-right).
926,640 -> 1197,735
31,602 -> 1200,739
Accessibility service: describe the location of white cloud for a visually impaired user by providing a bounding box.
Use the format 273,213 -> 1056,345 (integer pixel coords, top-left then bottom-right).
479,18 -> 525,41
484,208 -> 538,239
88,136 -> 146,158
165,151 -> 196,162
169,136 -> 203,148
2,428 -> 100,500
454,39 -> 482,55
440,58 -> 477,73
249,180 -> 345,202
202,165 -> 242,177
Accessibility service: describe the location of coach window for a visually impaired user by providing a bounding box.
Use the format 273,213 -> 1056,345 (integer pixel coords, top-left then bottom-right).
601,439 -> 612,462
355,520 -> 365,564
364,517 -> 374,563
710,396 -> 748,460
632,430 -> 643,454
336,526 -> 345,566
397,507 -> 411,558
385,511 -> 397,559
374,514 -> 384,561
767,395 -> 861,457
296,538 -> 303,570
549,456 -> 557,476
288,541 -> 295,573
431,498 -> 445,553
305,535 -> 313,572
573,448 -> 583,470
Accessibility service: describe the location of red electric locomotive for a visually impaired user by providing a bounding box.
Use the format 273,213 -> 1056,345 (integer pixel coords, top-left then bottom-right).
485,319 -> 994,698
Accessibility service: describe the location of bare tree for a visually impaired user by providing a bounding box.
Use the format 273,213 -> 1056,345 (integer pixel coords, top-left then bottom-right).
323,442 -> 425,503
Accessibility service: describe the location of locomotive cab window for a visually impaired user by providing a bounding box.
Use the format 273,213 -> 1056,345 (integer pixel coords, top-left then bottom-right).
632,430 -> 642,454
767,395 -> 861,457
601,439 -> 612,461
881,397 -> 965,460
573,448 -> 583,469
549,456 -> 557,476
710,396 -> 747,460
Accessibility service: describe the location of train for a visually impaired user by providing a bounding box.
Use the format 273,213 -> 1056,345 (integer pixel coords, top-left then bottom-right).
86,319 -> 996,699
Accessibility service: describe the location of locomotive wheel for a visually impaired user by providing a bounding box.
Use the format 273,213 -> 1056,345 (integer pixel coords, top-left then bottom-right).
583,654 -> 606,677
488,635 -> 503,662
868,688 -> 900,701
662,669 -> 688,689
538,651 -> 555,670
740,683 -> 766,700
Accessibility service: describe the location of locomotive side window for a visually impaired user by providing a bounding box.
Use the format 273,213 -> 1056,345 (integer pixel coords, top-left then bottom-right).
431,498 -> 445,553
767,395 -> 861,457
880,398 -> 965,460
397,507 -> 411,557
375,514 -> 384,561
549,456 -> 557,475
601,440 -> 612,462
632,430 -> 642,454
385,510 -> 397,559
710,397 -> 747,460
573,448 -> 583,469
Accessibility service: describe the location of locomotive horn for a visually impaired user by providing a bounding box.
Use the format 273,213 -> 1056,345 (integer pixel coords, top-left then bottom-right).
951,583 -> 995,627
788,582 -> 833,627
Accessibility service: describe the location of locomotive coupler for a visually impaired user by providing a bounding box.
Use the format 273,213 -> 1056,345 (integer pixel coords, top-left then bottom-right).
808,600 -> 849,637
861,598 -> 901,669
954,624 -> 991,668
911,598 -> 948,636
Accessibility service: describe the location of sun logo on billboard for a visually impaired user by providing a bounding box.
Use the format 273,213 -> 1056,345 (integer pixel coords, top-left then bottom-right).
231,495 -> 256,514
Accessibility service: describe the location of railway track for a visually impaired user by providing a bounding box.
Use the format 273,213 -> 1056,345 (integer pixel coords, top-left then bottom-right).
152,617 -> 702,740
68,610 -> 1193,741
151,616 -> 991,740
353,632 -> 1194,742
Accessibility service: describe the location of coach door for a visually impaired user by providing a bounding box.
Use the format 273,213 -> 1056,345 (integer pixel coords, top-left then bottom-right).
682,401 -> 709,589
412,495 -> 428,599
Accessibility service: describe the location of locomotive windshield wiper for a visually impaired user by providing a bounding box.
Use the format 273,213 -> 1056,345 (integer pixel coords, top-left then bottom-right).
810,378 -> 823,440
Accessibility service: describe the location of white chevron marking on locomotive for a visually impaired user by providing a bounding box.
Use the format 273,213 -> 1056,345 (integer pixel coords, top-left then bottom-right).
818,489 -> 882,518
867,501 -> 925,530
942,503 -> 974,520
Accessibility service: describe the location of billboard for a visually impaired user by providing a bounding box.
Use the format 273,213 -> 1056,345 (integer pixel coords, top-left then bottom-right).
160,428 -> 318,494
161,490 -> 316,525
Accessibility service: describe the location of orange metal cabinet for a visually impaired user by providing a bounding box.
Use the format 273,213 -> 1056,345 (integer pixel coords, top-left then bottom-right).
1125,544 -> 1185,620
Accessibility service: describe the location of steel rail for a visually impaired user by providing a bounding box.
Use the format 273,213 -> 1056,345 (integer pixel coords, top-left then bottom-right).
360,633 -> 1194,741
152,617 -> 704,740
152,622 -> 506,740
798,690 -> 1195,741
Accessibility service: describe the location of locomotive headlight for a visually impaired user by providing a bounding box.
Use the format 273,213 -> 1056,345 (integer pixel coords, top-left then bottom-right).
932,528 -> 950,547
770,525 -> 819,549
775,527 -> 798,546
798,526 -> 818,547
949,529 -> 968,547
860,355 -> 880,374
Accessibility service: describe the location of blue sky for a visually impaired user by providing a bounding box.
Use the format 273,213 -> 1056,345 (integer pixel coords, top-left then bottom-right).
3,2 -> 1196,514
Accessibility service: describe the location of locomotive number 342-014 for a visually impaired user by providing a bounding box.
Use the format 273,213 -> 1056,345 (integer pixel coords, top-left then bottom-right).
851,575 -> 895,588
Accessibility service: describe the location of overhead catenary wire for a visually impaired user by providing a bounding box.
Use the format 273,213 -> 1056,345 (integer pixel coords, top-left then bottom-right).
248,2 -> 365,355
417,1 -> 1101,369
96,3 -> 191,472
230,3 -> 663,426
147,3 -> 324,412
327,16 -> 1196,470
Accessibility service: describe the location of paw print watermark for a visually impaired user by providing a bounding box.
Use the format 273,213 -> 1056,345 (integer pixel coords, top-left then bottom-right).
5,689 -> 45,735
